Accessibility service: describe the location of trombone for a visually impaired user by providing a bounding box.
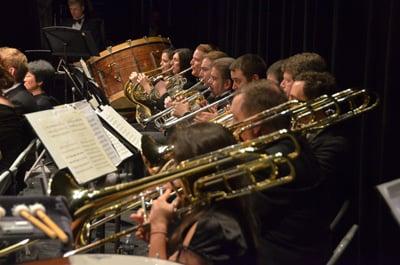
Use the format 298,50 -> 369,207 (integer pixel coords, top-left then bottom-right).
48,129 -> 299,253
222,88 -> 379,140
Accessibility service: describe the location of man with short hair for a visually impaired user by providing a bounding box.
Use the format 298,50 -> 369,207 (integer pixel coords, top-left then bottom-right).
291,70 -> 352,226
230,79 -> 330,265
290,71 -> 335,101
190,44 -> 216,78
229,54 -> 267,90
0,47 -> 38,114
62,0 -> 106,51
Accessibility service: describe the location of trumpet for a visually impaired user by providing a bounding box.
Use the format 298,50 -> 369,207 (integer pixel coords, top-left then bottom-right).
49,129 -> 299,253
157,92 -> 235,130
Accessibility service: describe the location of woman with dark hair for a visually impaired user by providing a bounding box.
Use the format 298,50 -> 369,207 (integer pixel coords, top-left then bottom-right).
131,122 -> 257,265
24,60 -> 59,110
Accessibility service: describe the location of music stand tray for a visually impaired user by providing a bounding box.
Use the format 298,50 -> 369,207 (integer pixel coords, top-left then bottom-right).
42,26 -> 99,58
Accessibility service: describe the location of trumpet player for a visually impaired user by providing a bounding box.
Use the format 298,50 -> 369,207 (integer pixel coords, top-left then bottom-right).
131,123 -> 257,265
192,57 -> 235,123
230,79 -> 330,265
172,51 -> 228,118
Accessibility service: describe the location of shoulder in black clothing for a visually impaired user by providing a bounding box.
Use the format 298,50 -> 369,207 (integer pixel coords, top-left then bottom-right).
34,93 -> 59,110
188,207 -> 253,265
252,136 -> 330,265
4,84 -> 39,114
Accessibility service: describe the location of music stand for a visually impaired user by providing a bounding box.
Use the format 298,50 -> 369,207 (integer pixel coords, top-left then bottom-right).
42,26 -> 99,102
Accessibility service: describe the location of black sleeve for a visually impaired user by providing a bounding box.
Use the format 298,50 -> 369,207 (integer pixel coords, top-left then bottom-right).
188,210 -> 248,265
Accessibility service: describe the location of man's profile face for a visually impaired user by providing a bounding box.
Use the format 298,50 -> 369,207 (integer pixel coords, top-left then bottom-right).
210,67 -> 226,97
289,80 -> 307,101
230,69 -> 248,91
190,49 -> 204,78
69,4 -> 84,20
199,58 -> 212,85
230,94 -> 255,141
280,72 -> 294,97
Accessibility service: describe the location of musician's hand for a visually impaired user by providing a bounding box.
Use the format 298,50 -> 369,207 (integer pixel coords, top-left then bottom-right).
172,100 -> 190,117
155,80 -> 167,97
137,73 -> 153,93
130,208 -> 149,242
164,96 -> 173,108
129,72 -> 139,83
198,99 -> 208,107
194,111 -> 218,123
149,189 -> 180,231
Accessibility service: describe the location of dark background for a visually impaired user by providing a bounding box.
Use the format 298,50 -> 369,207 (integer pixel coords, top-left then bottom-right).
1,0 -> 399,264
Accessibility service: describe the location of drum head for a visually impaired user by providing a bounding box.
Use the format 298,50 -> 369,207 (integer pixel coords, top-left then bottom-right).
20,254 -> 180,265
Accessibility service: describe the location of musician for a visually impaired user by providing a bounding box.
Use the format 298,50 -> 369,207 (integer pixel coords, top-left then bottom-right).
24,60 -> 59,110
192,57 -> 235,123
190,44 -> 216,78
61,0 -> 106,51
160,48 -> 174,74
291,71 -> 352,223
0,65 -> 31,192
280,52 -> 327,97
229,54 -> 267,90
199,51 -> 228,87
0,47 -> 38,114
171,51 -> 228,118
230,79 -> 330,264
129,48 -> 194,113
266,59 -> 285,86
131,123 -> 257,265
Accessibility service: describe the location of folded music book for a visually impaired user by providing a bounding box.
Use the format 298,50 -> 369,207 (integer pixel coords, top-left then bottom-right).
25,101 -> 123,184
96,105 -> 143,151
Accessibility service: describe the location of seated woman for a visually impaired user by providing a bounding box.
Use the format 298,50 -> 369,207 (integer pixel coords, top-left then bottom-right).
24,60 -> 59,110
131,122 -> 257,265
129,48 -> 196,113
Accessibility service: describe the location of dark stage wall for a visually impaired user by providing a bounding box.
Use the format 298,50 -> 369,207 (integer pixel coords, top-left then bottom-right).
1,0 -> 399,264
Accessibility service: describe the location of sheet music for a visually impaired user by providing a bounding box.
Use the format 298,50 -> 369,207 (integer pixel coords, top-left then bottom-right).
96,105 -> 143,151
377,178 -> 400,226
72,101 -> 122,166
104,129 -> 133,162
26,106 -> 117,184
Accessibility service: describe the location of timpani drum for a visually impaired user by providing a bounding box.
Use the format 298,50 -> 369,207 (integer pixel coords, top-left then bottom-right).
20,254 -> 180,265
87,36 -> 172,109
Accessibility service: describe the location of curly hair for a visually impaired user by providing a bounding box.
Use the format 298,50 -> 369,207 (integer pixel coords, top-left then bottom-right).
281,52 -> 327,79
294,71 -> 336,99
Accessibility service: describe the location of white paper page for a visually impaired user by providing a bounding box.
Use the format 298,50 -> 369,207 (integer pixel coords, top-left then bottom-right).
26,107 -> 117,183
96,105 -> 143,151
104,128 -> 133,162
26,108 -> 69,168
72,101 -> 122,166
377,178 -> 400,226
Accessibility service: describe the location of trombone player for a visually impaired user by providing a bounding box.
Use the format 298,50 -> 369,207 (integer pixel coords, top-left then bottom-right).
290,71 -> 353,223
230,79 -> 330,265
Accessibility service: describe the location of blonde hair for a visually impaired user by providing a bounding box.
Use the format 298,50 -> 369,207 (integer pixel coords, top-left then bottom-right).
0,47 -> 28,83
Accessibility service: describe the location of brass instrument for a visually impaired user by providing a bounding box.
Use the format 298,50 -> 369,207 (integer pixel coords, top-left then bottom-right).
49,129 -> 298,254
157,92 -> 235,130
218,89 -> 379,140
124,67 -> 191,126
